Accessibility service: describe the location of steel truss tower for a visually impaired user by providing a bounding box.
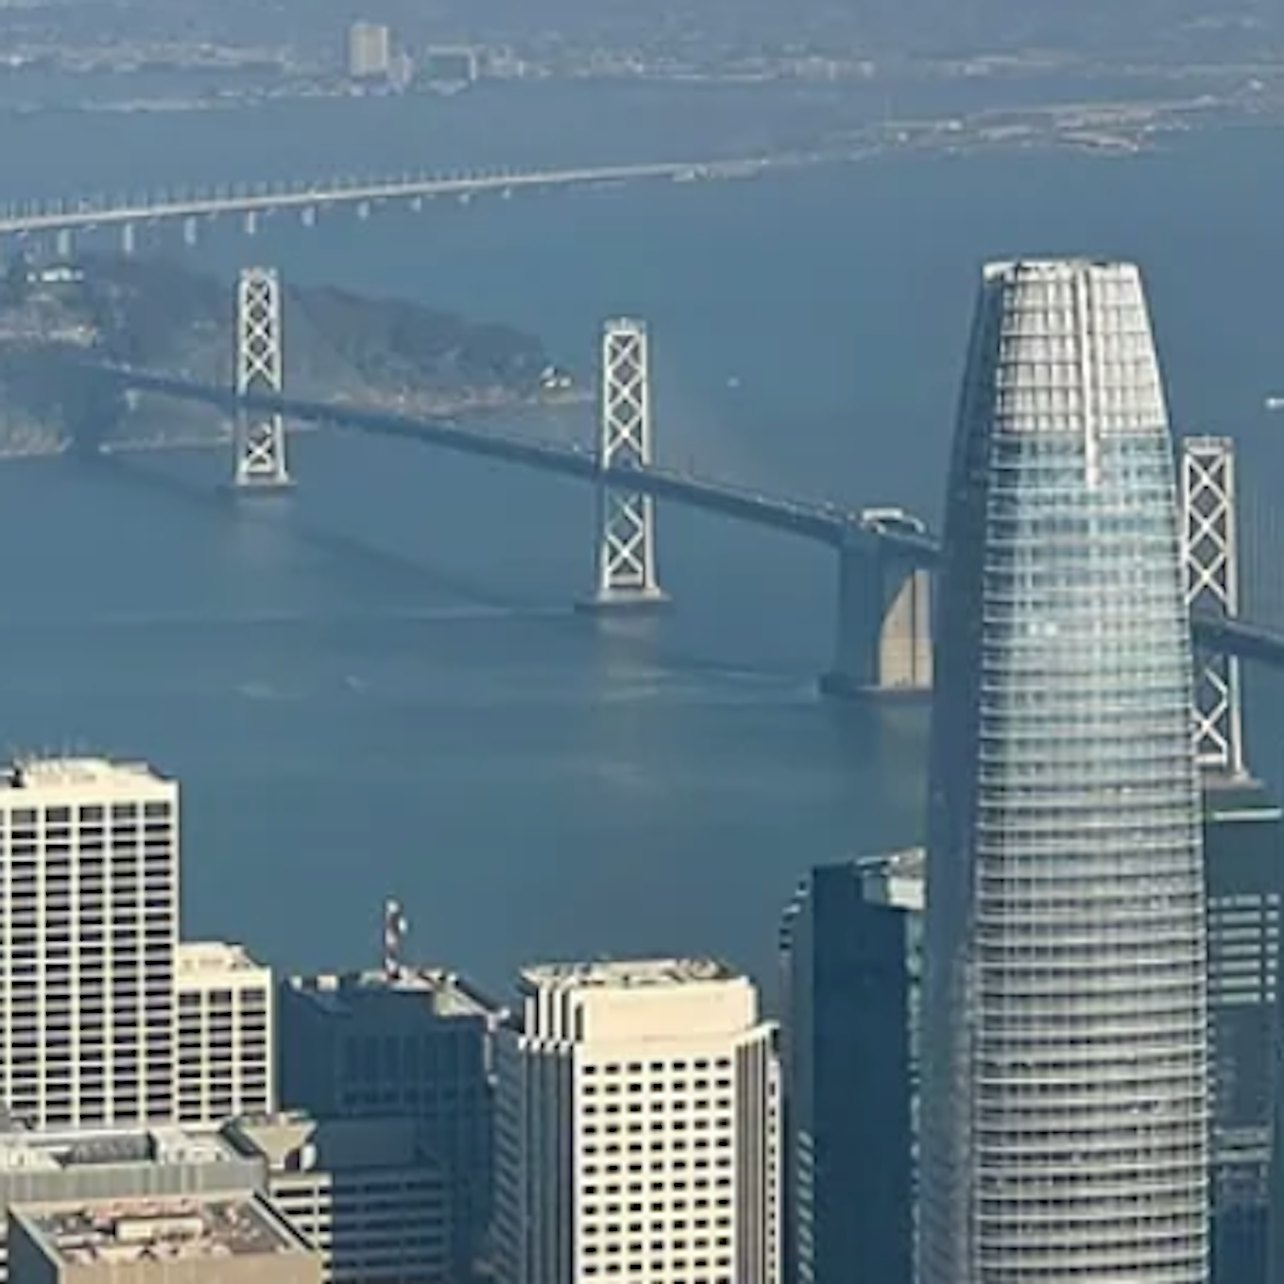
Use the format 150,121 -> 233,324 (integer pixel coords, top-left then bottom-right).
589,319 -> 664,605
233,267 -> 290,489
1183,435 -> 1244,775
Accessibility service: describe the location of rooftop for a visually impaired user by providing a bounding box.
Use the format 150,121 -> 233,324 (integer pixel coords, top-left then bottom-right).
0,757 -> 171,794
222,1113 -> 435,1174
287,967 -> 502,1020
16,1195 -> 304,1266
177,941 -> 270,978
521,958 -> 735,991
982,257 -> 1132,281
0,1125 -> 243,1174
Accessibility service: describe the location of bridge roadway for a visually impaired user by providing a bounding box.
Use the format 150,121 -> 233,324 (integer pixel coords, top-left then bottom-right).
98,366 -> 1284,671
0,159 -> 763,238
104,367 -> 938,559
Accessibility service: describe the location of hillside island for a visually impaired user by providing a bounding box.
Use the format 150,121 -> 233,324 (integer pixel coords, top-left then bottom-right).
0,255 -> 578,456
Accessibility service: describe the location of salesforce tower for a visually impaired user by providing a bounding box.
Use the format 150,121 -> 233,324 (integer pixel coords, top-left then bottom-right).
919,259 -> 1209,1284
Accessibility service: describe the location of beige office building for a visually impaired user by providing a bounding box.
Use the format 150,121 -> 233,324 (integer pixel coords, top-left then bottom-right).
494,959 -> 781,1284
0,759 -> 178,1128
176,943 -> 273,1125
7,1192 -> 319,1284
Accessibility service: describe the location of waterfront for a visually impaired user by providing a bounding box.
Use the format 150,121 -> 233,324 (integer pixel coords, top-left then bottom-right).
0,105 -> 1281,993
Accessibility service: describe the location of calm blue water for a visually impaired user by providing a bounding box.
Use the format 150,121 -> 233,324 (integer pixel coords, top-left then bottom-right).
1,103 -> 1282,996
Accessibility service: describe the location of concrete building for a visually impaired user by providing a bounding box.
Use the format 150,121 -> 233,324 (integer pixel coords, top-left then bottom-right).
223,1114 -> 449,1284
919,261 -> 1209,1283
176,943 -> 273,1126
0,1122 -> 261,1281
494,958 -> 781,1284
0,758 -> 178,1128
779,852 -> 921,1284
7,1193 -> 318,1284
1204,775 -> 1283,1284
278,968 -> 503,1281
347,23 -> 391,79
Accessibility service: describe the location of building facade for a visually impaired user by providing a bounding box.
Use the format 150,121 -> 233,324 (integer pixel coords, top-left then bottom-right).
1204,775 -> 1283,1284
494,958 -> 780,1284
223,1113 -> 450,1284
0,759 -> 178,1128
347,22 -> 391,78
779,853 -> 920,1284
176,943 -> 273,1126
277,968 -> 502,1281
919,260 -> 1209,1283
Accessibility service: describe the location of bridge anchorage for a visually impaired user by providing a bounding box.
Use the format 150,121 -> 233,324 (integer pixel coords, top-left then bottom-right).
579,318 -> 667,611
1182,435 -> 1244,774
821,509 -> 933,699
232,267 -> 291,491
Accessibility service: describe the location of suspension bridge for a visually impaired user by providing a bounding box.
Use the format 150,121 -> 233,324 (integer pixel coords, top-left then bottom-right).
86,266 -> 1282,769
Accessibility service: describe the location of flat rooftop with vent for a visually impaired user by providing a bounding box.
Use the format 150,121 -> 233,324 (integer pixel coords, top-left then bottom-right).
0,758 -> 172,796
8,1194 -> 320,1284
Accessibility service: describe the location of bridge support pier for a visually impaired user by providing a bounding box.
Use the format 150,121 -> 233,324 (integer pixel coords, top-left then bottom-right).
821,524 -> 932,698
55,228 -> 73,260
580,318 -> 666,610
301,206 -> 317,228
120,221 -> 136,256
232,266 -> 291,491
182,216 -> 199,247
244,210 -> 259,237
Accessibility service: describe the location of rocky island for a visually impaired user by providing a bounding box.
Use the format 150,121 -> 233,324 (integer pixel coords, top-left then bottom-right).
0,255 -> 572,456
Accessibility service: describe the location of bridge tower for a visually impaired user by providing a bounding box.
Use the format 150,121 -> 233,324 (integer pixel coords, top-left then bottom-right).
233,267 -> 291,490
584,318 -> 665,607
1182,435 -> 1244,774
821,509 -> 932,697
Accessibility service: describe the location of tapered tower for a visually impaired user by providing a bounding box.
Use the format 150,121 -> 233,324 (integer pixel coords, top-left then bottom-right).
919,260 -> 1209,1284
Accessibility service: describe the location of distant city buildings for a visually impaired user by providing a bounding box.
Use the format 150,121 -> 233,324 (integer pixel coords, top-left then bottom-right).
493,957 -> 781,1284
277,966 -> 503,1282
223,1113 -> 451,1284
0,758 -> 178,1128
176,943 -> 274,1126
779,854 -> 919,1284
7,1192 -> 319,1284
346,22 -> 391,80
919,260 -> 1210,1282
1204,774 -> 1283,1284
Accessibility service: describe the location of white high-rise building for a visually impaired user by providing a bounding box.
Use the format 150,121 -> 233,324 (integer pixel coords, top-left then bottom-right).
494,958 -> 780,1284
347,22 -> 391,79
0,758 -> 178,1128
176,941 -> 273,1124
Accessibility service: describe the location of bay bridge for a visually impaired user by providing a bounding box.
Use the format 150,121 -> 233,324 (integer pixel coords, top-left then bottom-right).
91,265 -> 1282,776
0,158 -> 762,257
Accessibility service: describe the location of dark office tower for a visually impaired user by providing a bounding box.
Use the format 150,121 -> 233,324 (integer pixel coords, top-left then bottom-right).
780,853 -> 921,1284
278,967 -> 507,1284
919,260 -> 1209,1284
1204,774 -> 1283,1284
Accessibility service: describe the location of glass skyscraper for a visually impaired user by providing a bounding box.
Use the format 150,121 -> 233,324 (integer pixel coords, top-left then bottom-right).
919,260 -> 1210,1284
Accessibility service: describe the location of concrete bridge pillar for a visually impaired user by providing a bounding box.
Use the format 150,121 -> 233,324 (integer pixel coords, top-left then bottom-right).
120,221 -> 136,256
182,216 -> 199,247
244,210 -> 259,237
821,513 -> 932,697
55,228 -> 73,260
